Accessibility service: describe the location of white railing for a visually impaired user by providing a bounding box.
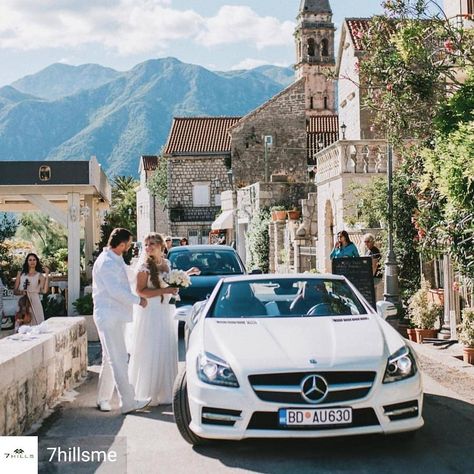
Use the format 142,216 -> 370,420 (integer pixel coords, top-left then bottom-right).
315,139 -> 390,184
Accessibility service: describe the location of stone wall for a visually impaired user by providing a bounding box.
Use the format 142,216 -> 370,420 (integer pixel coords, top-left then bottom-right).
167,154 -> 231,240
230,80 -> 307,188
237,181 -> 315,268
0,317 -> 87,435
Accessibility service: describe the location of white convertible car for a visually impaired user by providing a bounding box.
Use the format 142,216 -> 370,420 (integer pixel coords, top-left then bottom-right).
173,274 -> 423,445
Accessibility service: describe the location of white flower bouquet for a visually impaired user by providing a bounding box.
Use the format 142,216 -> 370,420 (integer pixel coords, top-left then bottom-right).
163,270 -> 191,288
163,270 -> 191,304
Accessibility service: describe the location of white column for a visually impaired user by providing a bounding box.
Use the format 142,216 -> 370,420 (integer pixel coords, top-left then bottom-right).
84,195 -> 97,280
68,192 -> 81,315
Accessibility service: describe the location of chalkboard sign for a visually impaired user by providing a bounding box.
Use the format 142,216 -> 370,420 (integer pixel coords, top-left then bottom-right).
332,257 -> 376,308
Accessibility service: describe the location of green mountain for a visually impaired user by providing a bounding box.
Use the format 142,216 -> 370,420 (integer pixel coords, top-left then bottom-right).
12,63 -> 121,100
0,58 -> 294,176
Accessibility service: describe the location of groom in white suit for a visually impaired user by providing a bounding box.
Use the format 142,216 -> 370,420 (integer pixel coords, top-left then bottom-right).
93,228 -> 151,414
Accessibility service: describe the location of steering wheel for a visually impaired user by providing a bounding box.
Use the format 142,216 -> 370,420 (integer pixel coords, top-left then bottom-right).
306,303 -> 333,316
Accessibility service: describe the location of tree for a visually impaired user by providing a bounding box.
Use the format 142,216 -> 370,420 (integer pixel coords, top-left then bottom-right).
97,176 -> 139,262
147,156 -> 168,205
247,208 -> 271,273
353,0 -> 474,296
420,121 -> 474,277
17,213 -> 67,258
0,213 -> 18,285
361,0 -> 474,144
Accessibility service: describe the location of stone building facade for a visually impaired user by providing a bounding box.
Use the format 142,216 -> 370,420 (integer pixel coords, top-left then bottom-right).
229,79 -> 307,188
163,117 -> 240,244
336,18 -> 377,141
136,155 -> 169,242
295,0 -> 337,116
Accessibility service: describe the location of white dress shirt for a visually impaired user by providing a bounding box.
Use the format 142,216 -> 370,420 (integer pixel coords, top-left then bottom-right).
92,248 -> 140,324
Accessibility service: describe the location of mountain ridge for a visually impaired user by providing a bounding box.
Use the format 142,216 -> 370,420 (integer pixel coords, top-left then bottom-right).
1,58 -> 294,176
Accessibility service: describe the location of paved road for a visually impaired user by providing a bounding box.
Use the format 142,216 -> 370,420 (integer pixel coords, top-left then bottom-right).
35,344 -> 474,474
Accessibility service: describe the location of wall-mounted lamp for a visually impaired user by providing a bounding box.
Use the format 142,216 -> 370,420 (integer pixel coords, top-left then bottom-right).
340,123 -> 347,140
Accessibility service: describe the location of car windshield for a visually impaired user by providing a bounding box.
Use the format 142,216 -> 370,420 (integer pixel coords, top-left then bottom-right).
209,278 -> 367,318
168,250 -> 243,276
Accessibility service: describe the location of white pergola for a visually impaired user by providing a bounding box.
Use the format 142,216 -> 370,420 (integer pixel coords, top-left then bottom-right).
0,157 -> 111,315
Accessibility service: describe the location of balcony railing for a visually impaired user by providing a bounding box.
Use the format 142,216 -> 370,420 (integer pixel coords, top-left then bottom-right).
315,139 -> 393,184
169,206 -> 221,223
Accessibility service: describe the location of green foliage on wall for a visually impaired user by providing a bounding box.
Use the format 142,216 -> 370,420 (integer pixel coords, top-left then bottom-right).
147,156 -> 168,205
247,208 -> 271,273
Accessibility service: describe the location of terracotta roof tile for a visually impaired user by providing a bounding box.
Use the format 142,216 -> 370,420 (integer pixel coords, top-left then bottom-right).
164,117 -> 241,155
307,114 -> 339,161
346,18 -> 371,51
141,155 -> 158,171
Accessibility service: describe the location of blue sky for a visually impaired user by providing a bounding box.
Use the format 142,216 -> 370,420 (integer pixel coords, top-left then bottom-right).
0,0 -> 384,86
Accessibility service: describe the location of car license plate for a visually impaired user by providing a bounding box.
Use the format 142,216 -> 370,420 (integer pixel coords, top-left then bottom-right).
279,407 -> 352,426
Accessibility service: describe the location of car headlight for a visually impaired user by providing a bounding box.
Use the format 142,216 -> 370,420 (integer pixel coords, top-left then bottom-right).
383,345 -> 417,384
197,352 -> 239,387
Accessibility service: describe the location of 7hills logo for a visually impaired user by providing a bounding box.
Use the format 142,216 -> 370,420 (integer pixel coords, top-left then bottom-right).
4,447 -> 34,459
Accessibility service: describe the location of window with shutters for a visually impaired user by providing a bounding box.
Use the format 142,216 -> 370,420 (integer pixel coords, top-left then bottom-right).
192,182 -> 210,207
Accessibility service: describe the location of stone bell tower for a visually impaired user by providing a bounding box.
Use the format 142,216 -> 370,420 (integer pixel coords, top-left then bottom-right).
294,0 -> 337,116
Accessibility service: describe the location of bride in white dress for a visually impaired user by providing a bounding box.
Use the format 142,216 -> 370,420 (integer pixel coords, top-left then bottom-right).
128,232 -> 180,405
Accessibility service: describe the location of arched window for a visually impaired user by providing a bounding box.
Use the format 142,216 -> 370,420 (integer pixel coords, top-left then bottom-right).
321,38 -> 329,57
310,97 -> 314,109
323,96 -> 328,109
307,38 -> 315,57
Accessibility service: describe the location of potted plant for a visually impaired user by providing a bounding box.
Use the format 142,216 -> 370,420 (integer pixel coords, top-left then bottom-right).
408,280 -> 441,343
459,307 -> 474,364
406,322 -> 417,342
287,207 -> 301,220
270,205 -> 287,221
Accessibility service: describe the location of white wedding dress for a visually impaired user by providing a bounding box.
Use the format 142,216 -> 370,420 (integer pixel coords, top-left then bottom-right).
128,262 -> 178,405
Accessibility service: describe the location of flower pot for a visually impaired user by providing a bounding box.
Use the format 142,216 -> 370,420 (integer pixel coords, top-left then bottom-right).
287,210 -> 301,220
398,323 -> 409,339
415,328 -> 438,344
463,347 -> 474,365
406,328 -> 417,342
272,210 -> 287,221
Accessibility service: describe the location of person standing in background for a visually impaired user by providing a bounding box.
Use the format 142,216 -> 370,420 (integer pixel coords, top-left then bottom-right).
164,236 -> 172,256
330,231 -> 359,259
13,253 -> 49,325
364,233 -> 384,301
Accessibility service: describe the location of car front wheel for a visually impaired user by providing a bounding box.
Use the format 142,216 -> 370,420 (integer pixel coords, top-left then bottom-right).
173,367 -> 205,446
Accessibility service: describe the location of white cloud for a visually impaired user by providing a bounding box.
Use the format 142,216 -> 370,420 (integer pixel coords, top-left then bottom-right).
230,58 -> 290,70
197,6 -> 294,49
0,0 -> 200,53
0,1 -> 294,54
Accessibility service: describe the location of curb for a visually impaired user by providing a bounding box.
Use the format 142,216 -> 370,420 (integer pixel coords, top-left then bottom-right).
411,340 -> 474,403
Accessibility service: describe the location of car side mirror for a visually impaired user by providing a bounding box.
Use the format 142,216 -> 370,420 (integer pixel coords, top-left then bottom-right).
376,301 -> 398,320
174,305 -> 193,324
250,268 -> 262,274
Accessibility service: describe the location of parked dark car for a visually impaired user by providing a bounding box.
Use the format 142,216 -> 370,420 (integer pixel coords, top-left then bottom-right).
167,245 -> 246,308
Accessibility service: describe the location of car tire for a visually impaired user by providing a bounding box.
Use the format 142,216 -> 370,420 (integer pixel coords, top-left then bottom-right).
173,367 -> 206,446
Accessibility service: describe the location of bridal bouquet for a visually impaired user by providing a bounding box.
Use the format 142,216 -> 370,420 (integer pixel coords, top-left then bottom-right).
163,270 -> 191,288
163,270 -> 191,304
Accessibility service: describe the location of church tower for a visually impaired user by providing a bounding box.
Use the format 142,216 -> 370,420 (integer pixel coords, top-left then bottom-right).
294,0 -> 337,116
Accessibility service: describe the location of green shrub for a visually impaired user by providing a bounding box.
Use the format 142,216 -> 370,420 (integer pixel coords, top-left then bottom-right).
459,307 -> 474,348
408,280 -> 442,330
73,293 -> 93,315
247,208 -> 271,273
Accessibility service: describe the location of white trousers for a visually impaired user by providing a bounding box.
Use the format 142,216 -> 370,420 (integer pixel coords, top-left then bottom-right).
95,319 -> 135,408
